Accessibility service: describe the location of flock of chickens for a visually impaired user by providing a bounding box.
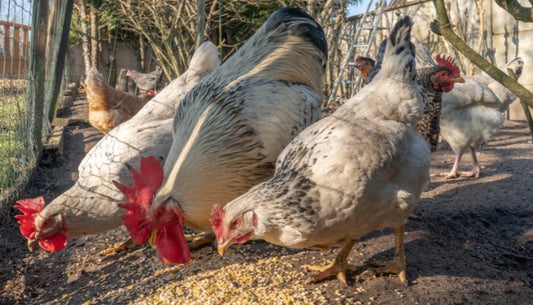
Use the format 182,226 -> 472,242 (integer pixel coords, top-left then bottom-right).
14,7 -> 524,286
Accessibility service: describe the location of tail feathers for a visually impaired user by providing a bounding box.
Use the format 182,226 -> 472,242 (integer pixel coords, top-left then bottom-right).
381,16 -> 416,81
504,57 -> 524,79
264,7 -> 327,59
389,16 -> 413,47
188,41 -> 221,75
366,16 -> 414,83
114,156 -> 164,244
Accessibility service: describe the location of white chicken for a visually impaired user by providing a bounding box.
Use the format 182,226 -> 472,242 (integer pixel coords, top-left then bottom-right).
212,16 -> 429,285
116,7 -> 327,264
14,42 -> 220,254
439,57 -> 524,178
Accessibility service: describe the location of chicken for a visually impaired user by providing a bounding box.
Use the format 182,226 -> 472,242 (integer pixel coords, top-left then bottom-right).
439,56 -> 524,178
116,7 -> 327,264
212,16 -> 429,285
353,56 -> 375,81
126,65 -> 163,93
356,52 -> 464,152
14,41 -> 220,254
415,55 -> 464,151
85,68 -> 154,134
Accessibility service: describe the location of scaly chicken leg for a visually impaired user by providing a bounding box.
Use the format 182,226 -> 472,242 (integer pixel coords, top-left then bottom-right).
439,146 -> 481,179
369,226 -> 407,284
459,147 -> 481,178
439,148 -> 464,179
303,239 -> 358,284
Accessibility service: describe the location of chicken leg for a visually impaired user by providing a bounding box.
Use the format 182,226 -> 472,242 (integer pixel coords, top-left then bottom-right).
439,146 -> 481,179
99,238 -> 135,256
439,147 -> 464,179
302,239 -> 358,284
369,225 -> 407,284
459,147 -> 481,178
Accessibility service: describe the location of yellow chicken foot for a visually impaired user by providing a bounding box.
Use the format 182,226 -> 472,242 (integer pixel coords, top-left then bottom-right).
99,238 -> 134,256
302,239 -> 357,284
189,232 -> 215,250
369,226 -> 407,284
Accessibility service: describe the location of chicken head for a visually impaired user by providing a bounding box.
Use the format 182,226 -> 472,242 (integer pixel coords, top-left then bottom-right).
114,156 -> 191,264
432,55 -> 464,92
211,203 -> 257,255
354,56 -> 376,81
14,197 -> 67,252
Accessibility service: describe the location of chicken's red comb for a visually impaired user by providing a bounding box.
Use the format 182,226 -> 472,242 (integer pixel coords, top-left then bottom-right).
148,90 -> 155,96
435,54 -> 460,77
210,203 -> 225,239
14,197 -> 45,239
114,156 -> 163,244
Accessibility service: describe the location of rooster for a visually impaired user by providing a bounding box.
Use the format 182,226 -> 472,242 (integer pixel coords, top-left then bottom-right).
438,56 -> 524,178
14,42 -> 220,254
356,51 -> 464,152
126,65 -> 163,93
212,16 -> 429,285
116,7 -> 327,264
85,68 -> 155,134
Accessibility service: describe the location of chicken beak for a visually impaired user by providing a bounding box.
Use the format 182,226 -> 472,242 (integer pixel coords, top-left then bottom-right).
453,76 -> 465,83
148,229 -> 158,247
217,239 -> 231,256
27,239 -> 37,252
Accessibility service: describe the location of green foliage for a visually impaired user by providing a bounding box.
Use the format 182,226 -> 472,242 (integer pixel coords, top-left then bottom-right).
0,96 -> 29,191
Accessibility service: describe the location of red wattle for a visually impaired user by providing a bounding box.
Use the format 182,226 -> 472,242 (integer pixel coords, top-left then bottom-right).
155,206 -> 192,264
39,233 -> 68,252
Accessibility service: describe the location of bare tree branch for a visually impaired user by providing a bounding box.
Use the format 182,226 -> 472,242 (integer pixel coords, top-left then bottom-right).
494,0 -> 533,22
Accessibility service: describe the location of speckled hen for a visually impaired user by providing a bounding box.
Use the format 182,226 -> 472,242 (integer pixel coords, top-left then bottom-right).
116,7 -> 327,264
213,16 -> 430,284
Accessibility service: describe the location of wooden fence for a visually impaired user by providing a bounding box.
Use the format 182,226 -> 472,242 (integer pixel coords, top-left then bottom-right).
0,20 -> 31,78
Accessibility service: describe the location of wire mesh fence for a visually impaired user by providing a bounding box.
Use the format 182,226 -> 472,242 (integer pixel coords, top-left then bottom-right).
0,0 -> 37,219
0,0 -> 72,220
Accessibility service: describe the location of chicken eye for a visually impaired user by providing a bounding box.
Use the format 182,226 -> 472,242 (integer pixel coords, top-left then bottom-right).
230,218 -> 242,230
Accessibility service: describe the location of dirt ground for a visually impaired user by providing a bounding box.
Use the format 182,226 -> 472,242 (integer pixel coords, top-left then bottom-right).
1,96 -> 532,304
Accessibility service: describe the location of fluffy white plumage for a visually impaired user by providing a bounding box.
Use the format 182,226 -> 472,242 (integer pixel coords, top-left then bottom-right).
214,16 -> 430,284
439,57 -> 523,178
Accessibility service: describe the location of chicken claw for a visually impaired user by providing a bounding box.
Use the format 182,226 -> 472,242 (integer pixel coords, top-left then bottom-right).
303,240 -> 357,284
368,226 -> 407,285
99,238 -> 134,256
